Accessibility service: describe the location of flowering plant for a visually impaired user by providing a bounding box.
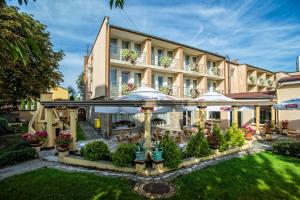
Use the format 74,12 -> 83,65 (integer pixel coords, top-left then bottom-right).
22,131 -> 48,146
242,126 -> 255,140
282,120 -> 288,129
55,132 -> 73,149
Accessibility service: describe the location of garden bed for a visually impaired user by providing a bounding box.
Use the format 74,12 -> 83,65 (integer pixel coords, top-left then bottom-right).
58,141 -> 252,176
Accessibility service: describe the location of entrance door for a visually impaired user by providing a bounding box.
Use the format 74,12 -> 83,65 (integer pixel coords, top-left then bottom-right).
78,108 -> 86,121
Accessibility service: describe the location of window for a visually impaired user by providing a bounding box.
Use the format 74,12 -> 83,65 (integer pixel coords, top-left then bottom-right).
185,79 -> 191,88
157,49 -> 163,66
134,73 -> 141,87
134,43 -> 142,52
209,111 -> 220,120
230,68 -> 235,77
158,76 -> 164,88
152,113 -> 168,125
167,77 -> 173,87
167,51 -> 173,58
152,74 -> 155,88
110,69 -> 117,85
121,71 -> 130,84
151,47 -> 155,65
207,80 -> 216,92
110,38 -> 117,54
185,55 -> 190,66
207,60 -> 216,68
192,57 -> 197,64
192,80 -> 197,88
122,41 -> 129,49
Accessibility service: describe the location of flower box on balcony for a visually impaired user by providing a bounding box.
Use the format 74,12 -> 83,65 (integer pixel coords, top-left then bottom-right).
121,83 -> 136,95
121,49 -> 138,63
258,78 -> 266,86
159,86 -> 172,95
159,56 -> 172,68
190,63 -> 200,72
267,80 -> 273,87
248,76 -> 256,85
190,88 -> 200,98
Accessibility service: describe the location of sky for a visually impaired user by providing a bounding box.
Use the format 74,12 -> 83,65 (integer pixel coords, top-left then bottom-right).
9,0 -> 300,90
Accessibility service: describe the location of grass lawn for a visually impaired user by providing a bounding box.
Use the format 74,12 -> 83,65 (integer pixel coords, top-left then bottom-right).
0,152 -> 300,200
76,123 -> 86,140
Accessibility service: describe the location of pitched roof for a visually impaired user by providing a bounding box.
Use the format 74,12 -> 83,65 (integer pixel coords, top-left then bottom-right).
278,75 -> 300,83
225,91 -> 276,99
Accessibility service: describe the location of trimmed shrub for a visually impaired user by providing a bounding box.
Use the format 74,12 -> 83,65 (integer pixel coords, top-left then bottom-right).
0,147 -> 36,167
186,128 -> 211,158
112,143 -> 136,167
160,135 -> 182,169
273,141 -> 300,158
81,141 -> 110,161
207,125 -> 226,151
0,117 -> 9,135
224,124 -> 245,148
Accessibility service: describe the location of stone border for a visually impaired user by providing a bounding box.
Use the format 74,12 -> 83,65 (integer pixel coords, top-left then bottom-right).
58,141 -> 252,176
134,181 -> 176,199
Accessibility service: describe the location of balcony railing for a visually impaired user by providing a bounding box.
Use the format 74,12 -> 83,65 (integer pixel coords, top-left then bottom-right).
183,87 -> 206,98
258,78 -> 266,87
184,63 -> 205,74
206,67 -> 224,77
153,85 -> 180,97
110,47 -> 146,65
151,55 -> 180,70
247,76 -> 257,85
110,82 -> 141,98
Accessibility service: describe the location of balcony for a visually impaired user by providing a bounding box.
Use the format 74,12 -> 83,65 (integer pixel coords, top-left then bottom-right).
206,67 -> 224,78
110,47 -> 146,65
183,87 -> 206,98
110,82 -> 141,98
184,63 -> 205,74
258,78 -> 267,87
247,76 -> 256,85
267,80 -> 274,88
153,85 -> 180,98
151,55 -> 180,70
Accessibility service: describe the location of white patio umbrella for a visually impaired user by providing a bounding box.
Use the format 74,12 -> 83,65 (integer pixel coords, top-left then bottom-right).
194,91 -> 235,111
117,86 -> 176,100
95,106 -> 140,114
154,106 -> 195,113
274,97 -> 300,110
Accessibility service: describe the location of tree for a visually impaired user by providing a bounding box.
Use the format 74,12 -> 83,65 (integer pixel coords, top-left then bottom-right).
67,86 -> 77,101
109,0 -> 124,9
0,6 -> 63,105
76,72 -> 84,100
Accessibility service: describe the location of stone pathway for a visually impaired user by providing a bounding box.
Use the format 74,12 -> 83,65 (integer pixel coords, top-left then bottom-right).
77,122 -> 119,152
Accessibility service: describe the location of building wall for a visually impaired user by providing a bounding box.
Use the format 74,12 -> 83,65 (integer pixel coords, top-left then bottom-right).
277,83 -> 300,130
50,87 -> 69,100
86,17 -> 109,100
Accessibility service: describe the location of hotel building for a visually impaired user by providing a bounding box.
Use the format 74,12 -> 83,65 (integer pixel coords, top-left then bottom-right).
83,17 -> 296,137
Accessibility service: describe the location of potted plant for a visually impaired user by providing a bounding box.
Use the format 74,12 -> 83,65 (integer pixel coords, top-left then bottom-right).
267,80 -> 273,87
121,83 -> 136,95
282,120 -> 288,129
152,140 -> 163,161
159,56 -> 172,68
135,141 -> 146,161
190,88 -> 200,98
248,76 -> 256,84
259,78 -> 266,86
22,130 -> 48,147
242,126 -> 255,140
121,49 -> 138,63
159,86 -> 171,95
265,123 -> 274,140
191,63 -> 199,72
55,132 -> 73,152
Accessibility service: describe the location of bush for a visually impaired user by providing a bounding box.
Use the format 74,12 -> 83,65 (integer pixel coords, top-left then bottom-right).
223,124 -> 245,148
0,117 -> 9,135
160,136 -> 182,169
207,125 -> 226,151
81,141 -> 110,161
273,141 -> 300,158
0,147 -> 36,167
186,128 -> 211,158
112,143 -> 136,167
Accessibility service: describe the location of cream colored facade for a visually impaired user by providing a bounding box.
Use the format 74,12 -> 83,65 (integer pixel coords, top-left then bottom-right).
277,81 -> 300,130
84,17 -> 299,134
49,86 -> 69,100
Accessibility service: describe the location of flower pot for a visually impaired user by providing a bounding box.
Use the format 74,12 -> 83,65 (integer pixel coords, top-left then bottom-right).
30,142 -> 43,147
152,149 -> 163,161
266,133 -> 272,141
57,144 -> 70,152
245,133 -> 252,140
135,151 -> 146,161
